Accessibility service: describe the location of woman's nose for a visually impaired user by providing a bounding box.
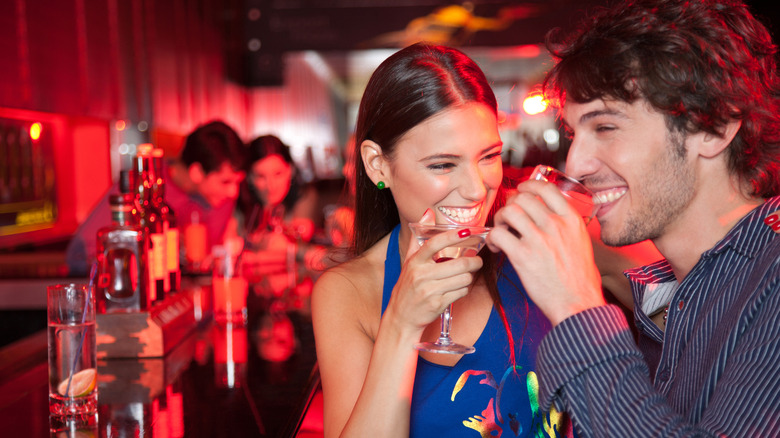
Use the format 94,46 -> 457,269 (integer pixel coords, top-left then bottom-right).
460,164 -> 488,200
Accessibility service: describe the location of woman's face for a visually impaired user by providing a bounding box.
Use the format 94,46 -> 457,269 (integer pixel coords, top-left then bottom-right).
385,102 -> 503,227
250,154 -> 293,206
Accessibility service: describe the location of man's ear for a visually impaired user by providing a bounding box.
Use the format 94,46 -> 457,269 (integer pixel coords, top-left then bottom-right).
188,162 -> 205,185
697,119 -> 742,159
361,140 -> 391,189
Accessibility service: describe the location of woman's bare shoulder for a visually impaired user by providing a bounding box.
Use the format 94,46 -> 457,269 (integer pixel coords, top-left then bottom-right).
314,248 -> 382,300
312,235 -> 389,332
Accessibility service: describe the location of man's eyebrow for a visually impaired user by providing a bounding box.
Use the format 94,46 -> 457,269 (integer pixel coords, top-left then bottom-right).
562,107 -> 627,128
580,108 -> 626,124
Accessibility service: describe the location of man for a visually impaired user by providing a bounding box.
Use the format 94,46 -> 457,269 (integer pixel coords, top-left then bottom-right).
66,120 -> 245,275
487,0 -> 780,436
166,120 -> 246,257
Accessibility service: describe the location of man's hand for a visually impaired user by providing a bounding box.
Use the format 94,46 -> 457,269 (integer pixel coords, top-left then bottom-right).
487,179 -> 605,325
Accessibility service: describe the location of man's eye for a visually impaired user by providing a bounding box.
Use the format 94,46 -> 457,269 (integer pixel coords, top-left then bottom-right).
482,152 -> 502,161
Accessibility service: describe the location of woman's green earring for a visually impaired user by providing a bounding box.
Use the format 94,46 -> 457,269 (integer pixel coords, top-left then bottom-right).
377,181 -> 386,190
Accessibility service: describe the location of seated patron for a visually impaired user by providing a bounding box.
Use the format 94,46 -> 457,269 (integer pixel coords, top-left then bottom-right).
65,120 -> 246,275
237,135 -> 327,282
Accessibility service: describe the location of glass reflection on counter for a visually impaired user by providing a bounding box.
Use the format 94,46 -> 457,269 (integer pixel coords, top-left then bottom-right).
211,323 -> 247,389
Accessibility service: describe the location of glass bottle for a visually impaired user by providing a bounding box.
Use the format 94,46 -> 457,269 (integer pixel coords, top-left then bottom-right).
152,148 -> 180,293
95,193 -> 150,313
134,144 -> 165,305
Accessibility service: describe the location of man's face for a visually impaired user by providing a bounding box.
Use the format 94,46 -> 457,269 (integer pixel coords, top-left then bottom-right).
563,98 -> 695,247
198,162 -> 245,208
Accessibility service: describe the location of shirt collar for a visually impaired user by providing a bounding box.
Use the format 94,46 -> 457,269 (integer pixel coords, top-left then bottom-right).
704,195 -> 780,259
626,195 -> 780,286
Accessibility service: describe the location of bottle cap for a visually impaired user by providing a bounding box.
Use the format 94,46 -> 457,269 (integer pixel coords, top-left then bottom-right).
137,143 -> 154,157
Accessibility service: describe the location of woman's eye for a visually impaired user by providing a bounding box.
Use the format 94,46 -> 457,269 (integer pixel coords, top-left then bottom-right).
596,125 -> 616,133
427,162 -> 455,171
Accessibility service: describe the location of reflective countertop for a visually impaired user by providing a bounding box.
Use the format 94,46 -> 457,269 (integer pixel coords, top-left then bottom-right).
0,274 -> 320,437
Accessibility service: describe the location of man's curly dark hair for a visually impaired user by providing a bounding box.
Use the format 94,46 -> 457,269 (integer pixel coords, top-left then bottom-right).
544,0 -> 780,198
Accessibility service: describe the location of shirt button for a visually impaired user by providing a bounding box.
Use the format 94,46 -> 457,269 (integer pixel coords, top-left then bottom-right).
658,369 -> 670,382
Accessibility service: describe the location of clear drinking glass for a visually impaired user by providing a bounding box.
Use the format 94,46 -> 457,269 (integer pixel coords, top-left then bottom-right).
212,252 -> 249,326
47,283 -> 98,425
529,165 -> 600,223
408,223 -> 491,355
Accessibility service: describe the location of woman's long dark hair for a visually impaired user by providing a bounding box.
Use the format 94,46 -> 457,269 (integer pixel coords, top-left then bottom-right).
351,42 -> 522,364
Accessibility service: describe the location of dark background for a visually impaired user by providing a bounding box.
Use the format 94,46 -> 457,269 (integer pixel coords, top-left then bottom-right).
230,0 -> 780,86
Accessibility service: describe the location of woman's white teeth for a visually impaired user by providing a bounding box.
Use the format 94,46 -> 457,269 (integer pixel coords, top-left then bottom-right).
595,188 -> 627,204
438,206 -> 478,223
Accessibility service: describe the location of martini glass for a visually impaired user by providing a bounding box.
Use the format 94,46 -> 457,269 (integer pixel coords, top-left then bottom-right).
529,165 -> 600,224
408,223 -> 491,354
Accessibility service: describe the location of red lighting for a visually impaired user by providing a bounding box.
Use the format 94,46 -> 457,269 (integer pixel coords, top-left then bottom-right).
29,122 -> 42,141
115,120 -> 127,131
523,94 -> 549,115
508,44 -> 541,58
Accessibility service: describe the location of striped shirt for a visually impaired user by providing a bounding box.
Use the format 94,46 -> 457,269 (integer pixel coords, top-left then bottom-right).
536,196 -> 780,437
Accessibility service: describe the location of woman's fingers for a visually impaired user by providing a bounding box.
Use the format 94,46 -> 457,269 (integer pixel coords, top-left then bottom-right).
394,224 -> 484,329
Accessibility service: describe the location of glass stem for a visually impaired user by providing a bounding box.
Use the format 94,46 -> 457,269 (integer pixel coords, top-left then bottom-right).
439,304 -> 453,344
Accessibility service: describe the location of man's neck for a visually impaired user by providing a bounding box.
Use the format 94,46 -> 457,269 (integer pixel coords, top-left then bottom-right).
654,184 -> 763,283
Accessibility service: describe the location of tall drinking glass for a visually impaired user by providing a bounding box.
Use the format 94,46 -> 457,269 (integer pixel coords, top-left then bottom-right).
47,283 -> 98,426
408,223 -> 490,354
213,252 -> 249,326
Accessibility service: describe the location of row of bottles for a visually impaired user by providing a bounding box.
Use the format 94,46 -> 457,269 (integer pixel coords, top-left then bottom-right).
94,144 -> 181,313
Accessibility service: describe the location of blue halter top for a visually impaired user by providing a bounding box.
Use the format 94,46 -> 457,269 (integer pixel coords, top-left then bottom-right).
381,225 -> 570,437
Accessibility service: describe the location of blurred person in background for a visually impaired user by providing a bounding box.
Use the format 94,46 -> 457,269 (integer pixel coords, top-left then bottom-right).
65,119 -> 246,276
238,135 -> 328,279
167,120 -> 247,268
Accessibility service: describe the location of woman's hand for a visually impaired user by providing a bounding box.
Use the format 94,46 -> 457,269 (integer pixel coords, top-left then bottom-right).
384,211 -> 483,338
289,217 -> 316,242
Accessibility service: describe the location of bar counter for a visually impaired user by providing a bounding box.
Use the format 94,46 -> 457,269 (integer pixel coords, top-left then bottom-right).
0,274 -> 321,437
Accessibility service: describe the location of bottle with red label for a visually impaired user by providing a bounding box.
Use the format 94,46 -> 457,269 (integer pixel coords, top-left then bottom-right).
151,148 -> 181,294
134,144 -> 166,305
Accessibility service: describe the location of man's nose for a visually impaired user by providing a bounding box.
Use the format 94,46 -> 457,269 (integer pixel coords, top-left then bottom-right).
565,135 -> 598,181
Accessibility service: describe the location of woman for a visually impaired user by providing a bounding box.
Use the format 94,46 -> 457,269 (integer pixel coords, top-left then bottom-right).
312,43 -> 570,437
241,135 -> 319,242
238,135 -> 328,279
